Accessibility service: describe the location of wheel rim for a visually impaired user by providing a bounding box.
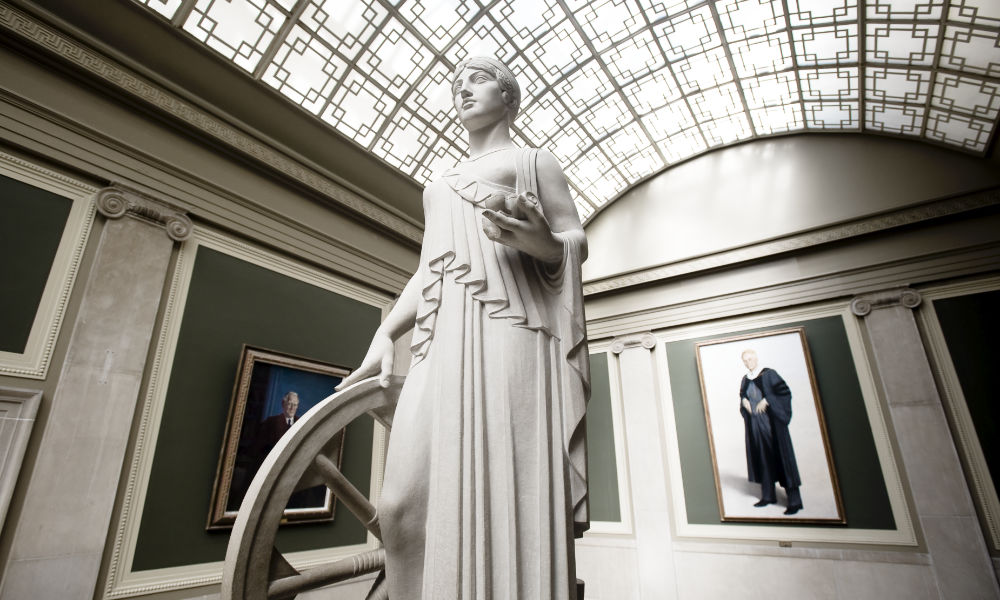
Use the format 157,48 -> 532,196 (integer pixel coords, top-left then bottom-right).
222,376 -> 403,600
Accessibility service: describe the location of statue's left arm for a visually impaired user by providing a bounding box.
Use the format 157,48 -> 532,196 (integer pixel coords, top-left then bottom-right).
481,150 -> 587,263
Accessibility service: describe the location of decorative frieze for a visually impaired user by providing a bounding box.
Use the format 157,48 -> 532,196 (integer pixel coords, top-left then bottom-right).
0,1 -> 422,243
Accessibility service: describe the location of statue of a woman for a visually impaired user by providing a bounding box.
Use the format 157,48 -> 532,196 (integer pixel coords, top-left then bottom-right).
337,56 -> 589,600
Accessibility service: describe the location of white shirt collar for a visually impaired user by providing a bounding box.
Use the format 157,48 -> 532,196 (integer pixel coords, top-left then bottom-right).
747,366 -> 763,379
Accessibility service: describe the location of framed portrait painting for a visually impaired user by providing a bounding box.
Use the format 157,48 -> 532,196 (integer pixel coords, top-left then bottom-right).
695,327 -> 845,524
207,346 -> 350,530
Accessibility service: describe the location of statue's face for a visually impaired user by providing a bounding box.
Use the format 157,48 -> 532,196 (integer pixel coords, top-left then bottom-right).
453,67 -> 508,132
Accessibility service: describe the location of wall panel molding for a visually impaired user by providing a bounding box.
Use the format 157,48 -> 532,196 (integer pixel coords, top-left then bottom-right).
917,275 -> 1000,553
582,345 -> 635,537
654,303 -> 915,545
0,387 -> 40,532
104,226 -> 391,599
0,150 -> 95,379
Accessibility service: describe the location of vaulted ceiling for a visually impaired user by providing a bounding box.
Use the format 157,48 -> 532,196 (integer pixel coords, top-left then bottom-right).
132,0 -> 1000,222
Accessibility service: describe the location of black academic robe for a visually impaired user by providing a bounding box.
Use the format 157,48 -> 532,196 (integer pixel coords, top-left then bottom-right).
257,413 -> 295,452
739,368 -> 801,489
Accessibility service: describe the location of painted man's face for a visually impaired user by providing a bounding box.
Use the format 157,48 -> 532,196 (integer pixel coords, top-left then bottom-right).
741,352 -> 758,371
283,396 -> 299,419
453,67 -> 507,132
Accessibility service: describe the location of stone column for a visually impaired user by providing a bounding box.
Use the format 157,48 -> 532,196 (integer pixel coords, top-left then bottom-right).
1,187 -> 191,598
611,333 -> 678,600
850,288 -> 1000,599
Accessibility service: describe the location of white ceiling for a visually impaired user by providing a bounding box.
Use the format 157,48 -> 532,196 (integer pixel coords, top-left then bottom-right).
132,0 -> 1000,222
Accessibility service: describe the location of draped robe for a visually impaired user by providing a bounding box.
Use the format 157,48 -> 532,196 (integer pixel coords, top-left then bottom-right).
379,148 -> 590,600
739,368 -> 800,490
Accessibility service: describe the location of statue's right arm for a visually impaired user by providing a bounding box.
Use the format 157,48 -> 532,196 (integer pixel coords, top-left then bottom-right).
334,271 -> 421,390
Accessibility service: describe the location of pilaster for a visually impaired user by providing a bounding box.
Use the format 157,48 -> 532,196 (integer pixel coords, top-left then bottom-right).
610,332 -> 678,600
851,287 -> 999,599
1,187 -> 189,598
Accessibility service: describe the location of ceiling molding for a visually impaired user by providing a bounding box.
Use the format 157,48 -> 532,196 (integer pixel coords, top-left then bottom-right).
583,185 -> 1000,296
0,0 -> 424,243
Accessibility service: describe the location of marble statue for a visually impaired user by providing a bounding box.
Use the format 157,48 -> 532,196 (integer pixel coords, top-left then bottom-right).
336,56 -> 590,599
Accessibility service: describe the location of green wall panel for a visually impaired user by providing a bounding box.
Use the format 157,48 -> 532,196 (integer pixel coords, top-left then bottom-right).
587,352 -> 621,523
133,247 -> 382,571
0,174 -> 72,353
665,316 -> 895,529
934,290 -> 1000,495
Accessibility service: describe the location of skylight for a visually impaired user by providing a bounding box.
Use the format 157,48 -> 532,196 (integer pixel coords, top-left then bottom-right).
134,0 -> 1000,221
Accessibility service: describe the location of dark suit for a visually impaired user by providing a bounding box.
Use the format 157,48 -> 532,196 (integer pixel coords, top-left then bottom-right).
739,368 -> 802,508
257,413 -> 297,452
255,412 -> 327,509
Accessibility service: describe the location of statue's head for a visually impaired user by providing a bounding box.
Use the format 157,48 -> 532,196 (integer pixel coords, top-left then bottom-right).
452,57 -> 521,127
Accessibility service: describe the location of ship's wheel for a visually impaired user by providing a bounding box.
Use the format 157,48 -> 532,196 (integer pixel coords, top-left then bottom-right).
222,376 -> 403,600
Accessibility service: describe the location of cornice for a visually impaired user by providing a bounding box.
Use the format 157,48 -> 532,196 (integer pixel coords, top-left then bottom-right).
0,1 -> 422,243
583,187 -> 1000,296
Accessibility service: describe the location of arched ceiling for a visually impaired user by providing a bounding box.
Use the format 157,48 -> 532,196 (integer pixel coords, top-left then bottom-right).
132,0 -> 1000,222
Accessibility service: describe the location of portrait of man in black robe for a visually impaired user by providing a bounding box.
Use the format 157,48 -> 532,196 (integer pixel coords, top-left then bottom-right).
739,348 -> 803,515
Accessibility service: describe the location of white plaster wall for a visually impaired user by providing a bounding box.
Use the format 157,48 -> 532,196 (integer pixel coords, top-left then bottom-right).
583,134 -> 1000,282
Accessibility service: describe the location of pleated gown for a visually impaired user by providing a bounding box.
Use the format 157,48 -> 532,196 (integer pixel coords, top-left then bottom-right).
378,148 -> 590,600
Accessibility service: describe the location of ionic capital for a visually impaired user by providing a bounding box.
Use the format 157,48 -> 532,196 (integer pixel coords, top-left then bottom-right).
610,332 -> 657,355
850,287 -> 922,317
95,186 -> 192,242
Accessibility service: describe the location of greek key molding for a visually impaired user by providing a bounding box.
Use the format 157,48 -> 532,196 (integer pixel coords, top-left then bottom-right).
584,187 -> 1000,296
0,1 -> 422,243
95,186 -> 192,241
850,288 -> 922,317
610,332 -> 657,354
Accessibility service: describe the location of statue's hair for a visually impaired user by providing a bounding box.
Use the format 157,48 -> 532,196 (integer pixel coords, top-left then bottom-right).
452,56 -> 521,124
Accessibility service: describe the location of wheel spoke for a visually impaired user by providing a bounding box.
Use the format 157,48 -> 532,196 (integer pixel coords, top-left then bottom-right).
267,549 -> 385,599
365,570 -> 388,600
268,547 -> 298,580
312,454 -> 381,540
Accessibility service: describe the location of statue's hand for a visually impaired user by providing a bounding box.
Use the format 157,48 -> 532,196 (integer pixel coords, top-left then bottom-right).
481,192 -> 562,263
335,333 -> 395,391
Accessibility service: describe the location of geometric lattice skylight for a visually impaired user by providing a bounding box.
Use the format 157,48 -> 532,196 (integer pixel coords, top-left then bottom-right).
134,0 -> 1000,222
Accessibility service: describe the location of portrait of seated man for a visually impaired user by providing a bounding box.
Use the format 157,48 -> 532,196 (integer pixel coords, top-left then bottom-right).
254,390 -> 325,510
256,390 -> 301,450
739,348 -> 803,515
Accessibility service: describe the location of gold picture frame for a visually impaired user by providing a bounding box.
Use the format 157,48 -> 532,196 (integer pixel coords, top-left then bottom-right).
207,346 -> 350,530
694,327 -> 845,524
